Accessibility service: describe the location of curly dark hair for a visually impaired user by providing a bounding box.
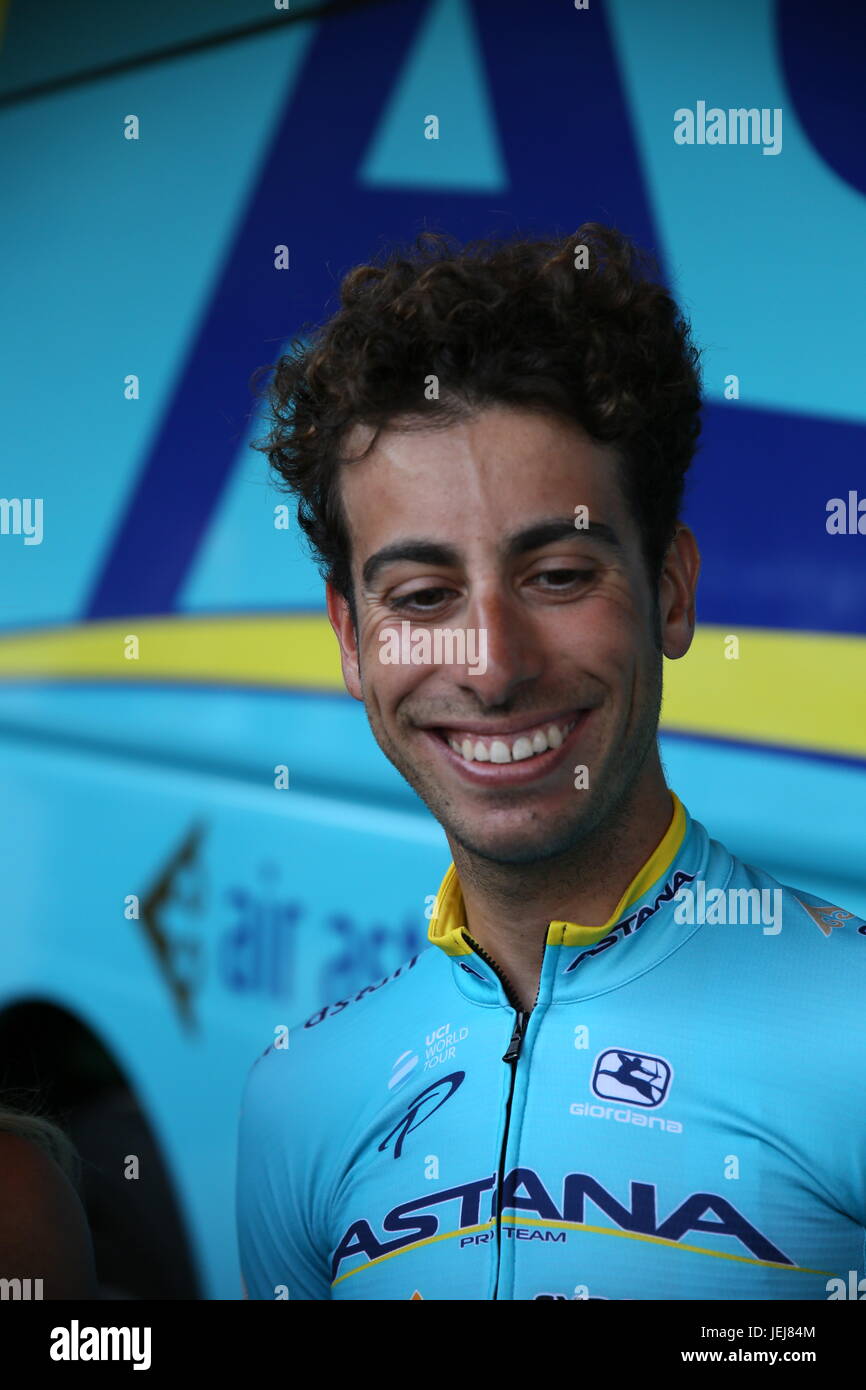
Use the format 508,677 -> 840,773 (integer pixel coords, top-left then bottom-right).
250,223 -> 703,626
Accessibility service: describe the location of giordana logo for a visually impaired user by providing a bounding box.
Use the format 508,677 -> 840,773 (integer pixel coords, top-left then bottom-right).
379,1072 -> 464,1159
592,1049 -> 672,1108
388,1050 -> 419,1090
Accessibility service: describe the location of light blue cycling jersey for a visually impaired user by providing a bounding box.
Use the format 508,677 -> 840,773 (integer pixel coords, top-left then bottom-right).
236,792 -> 866,1300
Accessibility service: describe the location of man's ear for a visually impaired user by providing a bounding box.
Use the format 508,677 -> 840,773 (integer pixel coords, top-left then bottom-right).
326,581 -> 363,700
659,523 -> 701,660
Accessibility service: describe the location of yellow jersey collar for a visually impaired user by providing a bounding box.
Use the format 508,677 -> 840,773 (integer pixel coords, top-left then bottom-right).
427,791 -> 687,958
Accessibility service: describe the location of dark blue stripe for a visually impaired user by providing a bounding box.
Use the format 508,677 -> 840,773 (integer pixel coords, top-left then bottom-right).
662,727 -> 866,773
84,0 -> 660,618
684,403 -> 866,633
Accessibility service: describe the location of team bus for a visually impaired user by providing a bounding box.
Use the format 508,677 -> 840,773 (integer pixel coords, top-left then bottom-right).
1,0 -> 864,1298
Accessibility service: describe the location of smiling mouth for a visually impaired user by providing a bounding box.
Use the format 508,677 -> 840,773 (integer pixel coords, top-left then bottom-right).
431,713 -> 582,766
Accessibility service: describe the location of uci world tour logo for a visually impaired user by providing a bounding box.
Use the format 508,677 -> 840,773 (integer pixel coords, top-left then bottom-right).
592,1049 -> 672,1108
379,1072 -> 464,1158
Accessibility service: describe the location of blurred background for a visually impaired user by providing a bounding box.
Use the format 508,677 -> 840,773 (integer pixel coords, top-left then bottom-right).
0,0 -> 863,1299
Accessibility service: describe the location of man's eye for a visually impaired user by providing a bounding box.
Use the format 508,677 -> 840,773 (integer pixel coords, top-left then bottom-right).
533,569 -> 595,587
390,588 -> 453,611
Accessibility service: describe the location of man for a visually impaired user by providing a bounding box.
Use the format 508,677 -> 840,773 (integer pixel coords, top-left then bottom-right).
236,224 -> 866,1300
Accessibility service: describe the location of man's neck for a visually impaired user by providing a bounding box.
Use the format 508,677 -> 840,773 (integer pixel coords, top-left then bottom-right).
450,776 -> 675,1012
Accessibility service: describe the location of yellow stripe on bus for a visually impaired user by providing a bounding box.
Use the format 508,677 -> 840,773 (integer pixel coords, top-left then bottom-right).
662,625 -> 866,759
0,617 -> 862,760
0,614 -> 343,690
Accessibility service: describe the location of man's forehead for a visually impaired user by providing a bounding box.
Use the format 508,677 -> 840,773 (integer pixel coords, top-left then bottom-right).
336,408 -> 631,557
338,408 -> 619,487
339,419 -> 381,459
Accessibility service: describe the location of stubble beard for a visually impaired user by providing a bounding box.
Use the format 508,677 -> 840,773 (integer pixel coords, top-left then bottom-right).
362,641 -> 665,873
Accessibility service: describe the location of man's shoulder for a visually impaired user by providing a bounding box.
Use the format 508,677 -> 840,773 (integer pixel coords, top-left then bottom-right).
703,831 -> 866,963
734,854 -> 864,939
776,879 -> 866,942
297,943 -> 441,1037
241,943 -> 444,1103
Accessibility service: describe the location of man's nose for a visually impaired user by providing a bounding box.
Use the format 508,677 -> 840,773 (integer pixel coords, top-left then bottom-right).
457,588 -> 543,705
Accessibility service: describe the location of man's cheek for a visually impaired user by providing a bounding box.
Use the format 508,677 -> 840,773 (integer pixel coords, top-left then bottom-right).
577,633 -> 631,688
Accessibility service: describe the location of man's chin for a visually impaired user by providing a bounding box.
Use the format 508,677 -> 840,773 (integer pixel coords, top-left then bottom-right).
380,741 -> 610,864
449,813 -> 601,869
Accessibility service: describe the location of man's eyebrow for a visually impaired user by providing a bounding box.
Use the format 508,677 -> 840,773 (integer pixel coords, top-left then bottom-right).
506,517 -> 623,557
362,540 -> 461,588
361,517 -> 622,588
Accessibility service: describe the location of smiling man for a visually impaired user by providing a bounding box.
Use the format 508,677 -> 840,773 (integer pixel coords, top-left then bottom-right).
236,225 -> 866,1301
328,406 -> 696,1013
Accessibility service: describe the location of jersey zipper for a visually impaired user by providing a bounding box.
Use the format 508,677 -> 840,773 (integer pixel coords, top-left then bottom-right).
461,929 -> 524,1011
492,1007 -> 529,1298
462,928 -> 536,1300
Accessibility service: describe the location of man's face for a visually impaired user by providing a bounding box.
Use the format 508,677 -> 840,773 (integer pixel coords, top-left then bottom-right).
327,405 -> 696,866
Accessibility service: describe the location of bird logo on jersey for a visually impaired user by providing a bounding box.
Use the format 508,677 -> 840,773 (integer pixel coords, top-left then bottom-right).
591,1049 -> 672,1108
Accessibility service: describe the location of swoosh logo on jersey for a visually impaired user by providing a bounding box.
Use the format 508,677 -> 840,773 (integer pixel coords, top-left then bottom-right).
379,1072 -> 465,1159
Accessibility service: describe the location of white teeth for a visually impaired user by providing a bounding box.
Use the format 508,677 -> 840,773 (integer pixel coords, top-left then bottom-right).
445,717 -> 578,765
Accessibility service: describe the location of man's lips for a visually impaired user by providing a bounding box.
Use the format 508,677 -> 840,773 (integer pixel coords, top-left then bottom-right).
417,708 -> 594,786
421,708 -> 586,739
